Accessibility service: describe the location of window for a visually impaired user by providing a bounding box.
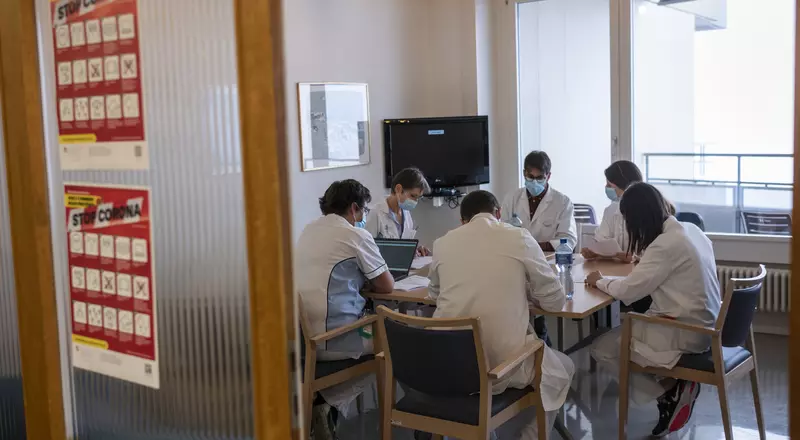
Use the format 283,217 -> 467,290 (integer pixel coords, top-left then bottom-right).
631,0 -> 795,234
517,0 -> 612,220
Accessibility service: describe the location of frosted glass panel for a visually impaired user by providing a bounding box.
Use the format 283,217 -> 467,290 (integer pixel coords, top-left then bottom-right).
0,99 -> 26,439
517,0 -> 612,221
36,0 -> 253,437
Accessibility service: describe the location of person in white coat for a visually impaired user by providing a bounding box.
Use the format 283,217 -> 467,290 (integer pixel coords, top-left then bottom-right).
586,182 -> 721,438
366,167 -> 431,256
296,179 -> 395,438
502,150 -> 577,346
581,160 -> 643,262
429,190 -> 575,440
501,150 -> 577,251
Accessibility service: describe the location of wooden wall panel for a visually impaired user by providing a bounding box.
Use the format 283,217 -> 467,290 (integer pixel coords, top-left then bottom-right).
0,1 -> 67,440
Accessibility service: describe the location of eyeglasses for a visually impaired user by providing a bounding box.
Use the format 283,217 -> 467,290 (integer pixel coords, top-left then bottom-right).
360,206 -> 371,216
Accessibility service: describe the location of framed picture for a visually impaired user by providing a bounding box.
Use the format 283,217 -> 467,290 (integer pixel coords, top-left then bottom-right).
297,82 -> 371,171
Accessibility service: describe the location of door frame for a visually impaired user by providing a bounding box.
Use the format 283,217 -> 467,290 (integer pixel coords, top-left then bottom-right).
234,0 -> 297,438
0,1 -> 68,439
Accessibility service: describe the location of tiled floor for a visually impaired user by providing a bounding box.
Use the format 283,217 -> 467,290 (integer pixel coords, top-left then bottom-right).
338,324 -> 788,440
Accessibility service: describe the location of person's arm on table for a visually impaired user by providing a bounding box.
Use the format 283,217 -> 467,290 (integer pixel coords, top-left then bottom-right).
522,231 -> 565,312
358,234 -> 394,293
585,242 -> 671,305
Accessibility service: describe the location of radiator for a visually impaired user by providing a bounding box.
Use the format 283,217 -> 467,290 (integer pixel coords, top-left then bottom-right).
716,265 -> 791,313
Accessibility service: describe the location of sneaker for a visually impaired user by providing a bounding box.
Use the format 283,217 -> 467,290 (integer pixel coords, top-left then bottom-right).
310,403 -> 338,440
651,380 -> 699,438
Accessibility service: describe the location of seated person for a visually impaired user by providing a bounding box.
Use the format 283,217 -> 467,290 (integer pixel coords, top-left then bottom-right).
501,150 -> 577,345
366,167 -> 431,256
587,183 -> 721,438
429,190 -> 574,440
295,179 -> 395,436
501,150 -> 577,251
581,160 -> 643,262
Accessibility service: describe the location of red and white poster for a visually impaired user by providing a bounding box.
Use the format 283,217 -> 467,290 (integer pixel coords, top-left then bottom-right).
66,183 -> 159,389
52,0 -> 148,170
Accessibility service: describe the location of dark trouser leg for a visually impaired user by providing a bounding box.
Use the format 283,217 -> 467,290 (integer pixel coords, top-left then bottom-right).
630,296 -> 653,314
534,315 -> 552,347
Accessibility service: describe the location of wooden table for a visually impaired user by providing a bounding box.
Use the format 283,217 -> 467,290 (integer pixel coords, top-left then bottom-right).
364,258 -> 634,440
365,259 -> 634,320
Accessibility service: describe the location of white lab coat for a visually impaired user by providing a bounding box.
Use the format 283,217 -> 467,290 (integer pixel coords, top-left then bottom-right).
365,198 -> 416,240
501,186 -> 577,249
595,201 -> 628,252
591,217 -> 721,404
429,214 -> 574,412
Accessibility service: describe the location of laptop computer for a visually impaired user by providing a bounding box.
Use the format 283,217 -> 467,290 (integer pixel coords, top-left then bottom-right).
375,238 -> 419,281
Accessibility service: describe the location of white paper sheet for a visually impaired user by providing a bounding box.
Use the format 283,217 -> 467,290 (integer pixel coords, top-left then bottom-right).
395,275 -> 430,292
582,235 -> 623,257
411,256 -> 432,270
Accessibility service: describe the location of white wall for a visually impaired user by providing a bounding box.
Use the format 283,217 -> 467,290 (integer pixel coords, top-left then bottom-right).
283,0 -> 478,245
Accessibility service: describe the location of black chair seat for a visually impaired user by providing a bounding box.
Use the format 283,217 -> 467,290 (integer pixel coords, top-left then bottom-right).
676,346 -> 751,373
303,355 -> 376,379
395,386 -> 533,426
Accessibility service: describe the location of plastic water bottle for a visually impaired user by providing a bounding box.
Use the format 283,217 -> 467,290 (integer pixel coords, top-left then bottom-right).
508,213 -> 524,228
555,238 -> 574,300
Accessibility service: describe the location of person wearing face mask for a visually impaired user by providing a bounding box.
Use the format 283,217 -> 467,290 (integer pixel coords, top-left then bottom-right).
297,179 -> 395,362
296,179 -> 396,438
501,151 -> 577,252
581,160 -> 643,262
366,167 -> 431,256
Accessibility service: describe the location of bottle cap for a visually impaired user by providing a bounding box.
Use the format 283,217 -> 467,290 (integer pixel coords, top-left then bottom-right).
560,238 -> 568,244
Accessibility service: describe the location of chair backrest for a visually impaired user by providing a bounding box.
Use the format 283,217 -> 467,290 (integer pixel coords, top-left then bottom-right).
741,211 -> 791,235
717,265 -> 767,347
574,204 -> 597,225
676,211 -> 705,231
378,307 -> 486,397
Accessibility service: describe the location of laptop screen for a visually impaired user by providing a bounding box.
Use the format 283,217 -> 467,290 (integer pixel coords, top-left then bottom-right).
375,239 -> 418,273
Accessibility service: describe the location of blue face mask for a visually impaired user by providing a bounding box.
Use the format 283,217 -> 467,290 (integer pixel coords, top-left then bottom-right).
605,187 -> 619,202
524,178 -> 547,197
354,219 -> 366,229
399,198 -> 418,211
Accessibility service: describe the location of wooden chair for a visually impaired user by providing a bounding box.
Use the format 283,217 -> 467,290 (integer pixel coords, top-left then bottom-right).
298,303 -> 383,439
574,203 -> 597,225
375,306 -> 548,440
618,265 -> 767,440
741,211 -> 791,235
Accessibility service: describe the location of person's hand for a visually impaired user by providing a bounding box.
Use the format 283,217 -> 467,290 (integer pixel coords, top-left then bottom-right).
581,248 -> 598,259
416,245 -> 431,257
615,252 -> 634,263
585,271 -> 603,287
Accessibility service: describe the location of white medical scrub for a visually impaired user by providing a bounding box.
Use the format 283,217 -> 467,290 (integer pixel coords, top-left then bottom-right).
429,213 -> 575,439
595,201 -> 628,251
365,198 -> 416,239
296,214 -> 389,360
501,186 -> 577,249
591,217 -> 721,405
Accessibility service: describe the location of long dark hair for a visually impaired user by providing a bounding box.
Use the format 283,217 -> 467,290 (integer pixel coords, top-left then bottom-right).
620,182 -> 671,255
604,160 -> 643,190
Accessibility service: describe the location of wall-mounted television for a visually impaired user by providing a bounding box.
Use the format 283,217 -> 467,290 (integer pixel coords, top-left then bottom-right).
383,116 -> 490,191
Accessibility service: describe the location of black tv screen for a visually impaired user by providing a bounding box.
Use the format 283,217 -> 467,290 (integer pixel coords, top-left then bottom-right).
383,116 -> 490,190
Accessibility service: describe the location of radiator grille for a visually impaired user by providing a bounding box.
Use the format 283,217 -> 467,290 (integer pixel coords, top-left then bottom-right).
716,265 -> 791,313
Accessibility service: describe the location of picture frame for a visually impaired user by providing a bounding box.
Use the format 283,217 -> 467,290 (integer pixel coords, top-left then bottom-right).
297,82 -> 371,171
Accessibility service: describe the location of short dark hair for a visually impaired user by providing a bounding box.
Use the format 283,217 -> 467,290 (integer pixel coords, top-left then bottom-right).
619,182 -> 670,255
391,167 -> 430,194
318,179 -> 372,216
460,190 -> 500,222
523,151 -> 552,175
604,160 -> 643,190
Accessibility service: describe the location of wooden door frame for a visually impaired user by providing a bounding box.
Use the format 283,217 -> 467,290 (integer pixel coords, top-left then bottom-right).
0,1 -> 67,440
234,0 -> 297,439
